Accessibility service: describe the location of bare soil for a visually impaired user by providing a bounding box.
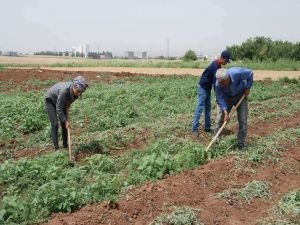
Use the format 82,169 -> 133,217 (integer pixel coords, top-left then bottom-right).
44,67 -> 300,81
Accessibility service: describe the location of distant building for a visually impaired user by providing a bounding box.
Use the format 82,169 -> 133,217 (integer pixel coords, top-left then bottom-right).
3,52 -> 18,57
124,51 -> 135,59
197,53 -> 208,60
0,51 -> 2,55
142,51 -> 147,59
72,43 -> 90,58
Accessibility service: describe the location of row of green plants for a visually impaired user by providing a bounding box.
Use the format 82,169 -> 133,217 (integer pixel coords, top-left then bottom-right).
1,75 -> 299,152
0,92 -> 48,140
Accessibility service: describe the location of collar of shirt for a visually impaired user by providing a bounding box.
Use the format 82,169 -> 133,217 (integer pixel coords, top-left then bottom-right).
69,85 -> 77,102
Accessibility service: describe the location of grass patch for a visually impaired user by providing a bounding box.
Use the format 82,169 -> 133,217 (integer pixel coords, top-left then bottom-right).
247,128 -> 300,164
257,189 -> 300,225
0,64 -> 7,72
278,189 -> 300,216
257,219 -> 298,225
218,180 -> 270,204
149,206 -> 204,225
75,140 -> 108,155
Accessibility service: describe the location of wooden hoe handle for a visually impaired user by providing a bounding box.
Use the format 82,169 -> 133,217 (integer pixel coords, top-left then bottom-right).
68,127 -> 72,161
205,94 -> 246,152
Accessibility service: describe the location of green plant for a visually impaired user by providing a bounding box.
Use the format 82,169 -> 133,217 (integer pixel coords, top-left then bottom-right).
85,154 -> 116,173
127,151 -> 174,185
173,142 -> 206,171
0,151 -> 123,224
279,76 -> 299,84
75,140 -> 107,154
183,50 -> 197,61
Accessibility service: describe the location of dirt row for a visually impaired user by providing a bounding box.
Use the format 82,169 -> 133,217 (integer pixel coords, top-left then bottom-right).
42,66 -> 300,81
2,67 -> 300,84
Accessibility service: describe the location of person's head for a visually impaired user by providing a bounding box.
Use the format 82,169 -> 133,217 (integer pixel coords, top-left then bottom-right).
216,68 -> 231,86
220,50 -> 232,65
72,75 -> 88,97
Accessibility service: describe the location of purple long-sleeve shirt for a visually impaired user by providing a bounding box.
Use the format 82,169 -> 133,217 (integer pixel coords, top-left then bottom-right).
215,67 -> 254,110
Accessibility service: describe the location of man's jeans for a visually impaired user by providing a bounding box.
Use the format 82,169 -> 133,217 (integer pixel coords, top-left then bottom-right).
192,85 -> 211,132
214,94 -> 248,148
45,99 -> 68,149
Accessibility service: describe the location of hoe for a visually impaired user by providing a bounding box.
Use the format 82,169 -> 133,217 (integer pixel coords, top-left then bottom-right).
205,94 -> 246,152
68,127 -> 75,167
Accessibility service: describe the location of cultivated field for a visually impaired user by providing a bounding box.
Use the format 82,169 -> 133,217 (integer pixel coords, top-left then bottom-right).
0,68 -> 299,225
1,55 -> 300,80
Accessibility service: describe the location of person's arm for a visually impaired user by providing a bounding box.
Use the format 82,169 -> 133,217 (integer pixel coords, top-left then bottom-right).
215,87 -> 229,122
56,91 -> 68,123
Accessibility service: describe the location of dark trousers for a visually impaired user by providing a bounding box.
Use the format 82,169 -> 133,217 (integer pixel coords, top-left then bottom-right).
45,99 -> 68,149
214,94 -> 248,148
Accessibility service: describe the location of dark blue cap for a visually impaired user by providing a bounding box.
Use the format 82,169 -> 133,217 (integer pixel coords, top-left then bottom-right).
221,50 -> 232,63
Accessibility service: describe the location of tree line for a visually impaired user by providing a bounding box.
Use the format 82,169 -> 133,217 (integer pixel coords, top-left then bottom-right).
227,36 -> 300,62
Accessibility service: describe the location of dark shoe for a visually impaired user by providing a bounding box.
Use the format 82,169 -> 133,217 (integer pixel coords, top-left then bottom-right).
54,146 -> 59,151
204,128 -> 213,133
238,145 -> 248,151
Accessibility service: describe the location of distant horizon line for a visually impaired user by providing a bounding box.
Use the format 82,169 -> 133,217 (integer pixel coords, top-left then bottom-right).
0,49 -> 222,58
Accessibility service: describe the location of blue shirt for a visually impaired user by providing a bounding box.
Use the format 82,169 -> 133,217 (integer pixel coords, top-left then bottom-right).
215,67 -> 254,110
199,60 -> 221,91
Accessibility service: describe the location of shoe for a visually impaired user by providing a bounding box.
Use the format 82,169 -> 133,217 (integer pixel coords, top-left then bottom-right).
238,145 -> 248,151
204,128 -> 213,133
192,131 -> 199,137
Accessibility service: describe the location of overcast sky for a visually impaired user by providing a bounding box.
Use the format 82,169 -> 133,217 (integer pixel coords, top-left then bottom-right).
0,0 -> 299,56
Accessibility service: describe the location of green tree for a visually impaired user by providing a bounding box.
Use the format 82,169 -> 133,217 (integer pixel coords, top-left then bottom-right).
227,36 -> 299,62
183,50 -> 197,61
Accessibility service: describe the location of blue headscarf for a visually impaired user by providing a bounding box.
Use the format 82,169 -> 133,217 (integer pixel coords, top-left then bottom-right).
73,75 -> 88,92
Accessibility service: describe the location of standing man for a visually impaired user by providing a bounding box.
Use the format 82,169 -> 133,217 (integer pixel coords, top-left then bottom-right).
192,50 -> 232,136
214,67 -> 254,150
45,75 -> 88,150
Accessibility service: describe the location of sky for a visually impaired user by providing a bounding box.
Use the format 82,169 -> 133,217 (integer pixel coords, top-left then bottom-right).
0,0 -> 299,57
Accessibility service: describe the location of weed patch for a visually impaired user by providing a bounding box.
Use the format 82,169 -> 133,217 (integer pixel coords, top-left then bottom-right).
218,180 -> 270,204
149,206 -> 204,225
